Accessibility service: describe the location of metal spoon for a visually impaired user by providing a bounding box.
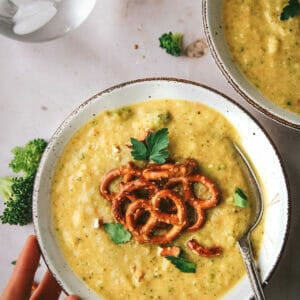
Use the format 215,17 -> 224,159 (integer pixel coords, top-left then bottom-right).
232,141 -> 265,300
0,0 -> 96,42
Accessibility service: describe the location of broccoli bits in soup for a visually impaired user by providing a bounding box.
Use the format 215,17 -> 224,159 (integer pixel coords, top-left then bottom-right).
223,0 -> 300,114
52,99 -> 264,300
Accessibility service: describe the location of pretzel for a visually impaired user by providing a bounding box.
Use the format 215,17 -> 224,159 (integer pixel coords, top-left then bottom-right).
187,239 -> 223,257
187,175 -> 219,209
112,179 -> 157,225
125,199 -> 157,240
124,190 -> 187,245
100,162 -> 142,201
100,159 -> 220,246
151,189 -> 187,226
142,158 -> 197,180
164,177 -> 206,232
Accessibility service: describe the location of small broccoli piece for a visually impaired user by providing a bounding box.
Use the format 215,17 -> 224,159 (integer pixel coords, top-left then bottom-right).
145,110 -> 172,130
157,111 -> 171,125
106,107 -> 133,121
0,175 -> 34,225
9,138 -> 47,176
159,32 -> 183,56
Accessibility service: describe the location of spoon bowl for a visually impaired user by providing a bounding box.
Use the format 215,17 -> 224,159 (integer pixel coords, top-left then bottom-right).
0,0 -> 96,42
232,141 -> 265,300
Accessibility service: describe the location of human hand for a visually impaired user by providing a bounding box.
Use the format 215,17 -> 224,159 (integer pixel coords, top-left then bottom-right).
1,235 -> 79,300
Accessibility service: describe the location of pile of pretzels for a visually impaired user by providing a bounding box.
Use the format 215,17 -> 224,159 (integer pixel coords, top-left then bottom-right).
100,158 -> 219,245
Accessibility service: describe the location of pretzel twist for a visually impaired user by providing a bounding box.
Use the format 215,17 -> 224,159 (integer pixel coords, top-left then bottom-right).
99,159 -> 219,245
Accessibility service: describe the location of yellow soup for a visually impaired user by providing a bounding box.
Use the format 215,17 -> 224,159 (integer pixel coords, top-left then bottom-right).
52,99 -> 263,300
223,0 -> 300,114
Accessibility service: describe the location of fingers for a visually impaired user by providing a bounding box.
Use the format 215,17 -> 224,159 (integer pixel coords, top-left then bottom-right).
0,235 -> 41,300
0,234 -> 79,300
66,296 -> 81,300
30,270 -> 62,300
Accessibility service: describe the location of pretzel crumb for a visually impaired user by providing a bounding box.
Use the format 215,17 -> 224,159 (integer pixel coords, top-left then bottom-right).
93,218 -> 103,229
158,246 -> 181,257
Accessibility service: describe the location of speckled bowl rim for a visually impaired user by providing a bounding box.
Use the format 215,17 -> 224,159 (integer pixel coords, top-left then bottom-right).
33,77 -> 291,299
202,0 -> 300,130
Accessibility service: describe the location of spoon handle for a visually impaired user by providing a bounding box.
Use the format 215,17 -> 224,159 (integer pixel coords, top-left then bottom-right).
238,236 -> 265,300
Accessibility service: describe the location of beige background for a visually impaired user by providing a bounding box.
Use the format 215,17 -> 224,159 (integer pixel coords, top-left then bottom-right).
0,1 -> 299,299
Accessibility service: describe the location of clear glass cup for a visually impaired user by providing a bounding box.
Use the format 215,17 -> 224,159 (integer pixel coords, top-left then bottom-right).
0,0 -> 96,42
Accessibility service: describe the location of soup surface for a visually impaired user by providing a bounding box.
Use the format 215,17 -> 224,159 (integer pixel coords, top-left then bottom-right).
223,0 -> 300,114
52,99 -> 263,300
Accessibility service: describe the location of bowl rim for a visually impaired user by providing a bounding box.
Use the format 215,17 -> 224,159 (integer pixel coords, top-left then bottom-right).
202,0 -> 300,131
33,77 -> 291,298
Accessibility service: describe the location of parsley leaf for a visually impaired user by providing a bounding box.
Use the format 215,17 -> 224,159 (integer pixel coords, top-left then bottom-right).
130,128 -> 169,164
234,188 -> 248,208
130,138 -> 147,160
165,256 -> 196,273
103,223 -> 132,244
280,0 -> 300,20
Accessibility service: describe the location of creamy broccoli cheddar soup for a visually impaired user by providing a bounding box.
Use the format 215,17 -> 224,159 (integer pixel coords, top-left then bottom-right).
52,99 -> 263,300
223,0 -> 300,114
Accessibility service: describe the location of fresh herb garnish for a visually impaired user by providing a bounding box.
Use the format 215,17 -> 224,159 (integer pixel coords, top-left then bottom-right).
280,0 -> 300,20
234,188 -> 248,208
103,222 -> 132,244
130,128 -> 169,164
165,256 -> 196,273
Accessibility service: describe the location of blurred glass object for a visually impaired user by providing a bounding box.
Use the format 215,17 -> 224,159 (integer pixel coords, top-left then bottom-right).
0,0 -> 96,42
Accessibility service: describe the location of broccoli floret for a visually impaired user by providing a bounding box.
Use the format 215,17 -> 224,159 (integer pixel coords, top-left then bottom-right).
0,175 -> 34,225
159,32 -> 183,56
145,110 -> 172,130
0,138 -> 47,226
9,138 -> 47,176
106,107 -> 133,121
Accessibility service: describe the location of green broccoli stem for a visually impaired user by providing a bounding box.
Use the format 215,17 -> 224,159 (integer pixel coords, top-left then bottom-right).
0,177 -> 13,202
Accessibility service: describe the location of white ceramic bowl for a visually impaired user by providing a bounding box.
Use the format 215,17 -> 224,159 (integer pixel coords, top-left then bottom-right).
202,0 -> 300,130
33,78 -> 290,300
